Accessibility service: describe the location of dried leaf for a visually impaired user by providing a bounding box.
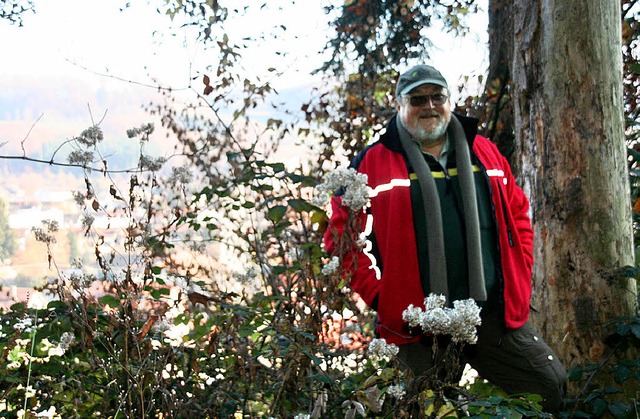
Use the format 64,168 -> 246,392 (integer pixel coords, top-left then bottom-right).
136,315 -> 159,342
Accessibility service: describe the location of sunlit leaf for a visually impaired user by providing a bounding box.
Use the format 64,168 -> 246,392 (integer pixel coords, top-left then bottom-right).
288,198 -> 315,213
98,295 -> 120,308
268,205 -> 287,222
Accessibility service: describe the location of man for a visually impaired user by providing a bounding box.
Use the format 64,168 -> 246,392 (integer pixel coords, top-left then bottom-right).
324,65 -> 567,412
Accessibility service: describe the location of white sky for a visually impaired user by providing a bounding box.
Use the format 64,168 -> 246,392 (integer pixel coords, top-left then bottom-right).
0,0 -> 488,156
0,1 -> 334,93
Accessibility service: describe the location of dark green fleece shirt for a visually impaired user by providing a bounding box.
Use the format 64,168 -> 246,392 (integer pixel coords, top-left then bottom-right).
409,141 -> 500,308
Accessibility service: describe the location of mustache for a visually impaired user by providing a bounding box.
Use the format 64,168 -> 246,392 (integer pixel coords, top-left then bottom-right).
418,112 -> 441,118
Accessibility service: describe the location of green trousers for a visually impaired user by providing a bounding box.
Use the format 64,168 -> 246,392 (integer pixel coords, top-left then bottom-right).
397,310 -> 567,412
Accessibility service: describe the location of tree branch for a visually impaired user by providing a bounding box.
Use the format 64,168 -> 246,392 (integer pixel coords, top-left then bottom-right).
0,153 -> 186,174
21,113 -> 44,157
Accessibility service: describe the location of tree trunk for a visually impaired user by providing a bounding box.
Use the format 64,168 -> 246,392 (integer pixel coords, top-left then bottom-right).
512,0 -> 637,380
484,0 -> 516,171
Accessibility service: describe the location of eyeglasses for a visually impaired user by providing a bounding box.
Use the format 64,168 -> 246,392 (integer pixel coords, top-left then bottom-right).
406,93 -> 449,107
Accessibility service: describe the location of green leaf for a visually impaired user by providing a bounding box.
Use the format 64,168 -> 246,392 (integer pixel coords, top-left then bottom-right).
310,210 -> 328,224
591,398 -> 608,416
567,365 -> 583,381
603,385 -> 623,394
98,295 -> 120,308
469,399 -> 491,407
608,402 -> 631,418
286,173 -> 317,187
585,389 -> 603,403
524,393 -> 543,402
47,301 -> 67,311
272,221 -> 292,236
616,323 -> 630,335
238,323 -> 256,338
268,205 -> 287,222
272,265 -> 287,275
150,288 -> 170,299
288,198 -> 315,213
151,266 -> 162,275
9,302 -> 26,312
296,331 -> 317,342
613,365 -> 632,383
514,405 -> 541,416
308,373 -> 335,385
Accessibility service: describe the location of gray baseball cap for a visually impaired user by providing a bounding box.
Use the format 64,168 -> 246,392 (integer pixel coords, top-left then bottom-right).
396,65 -> 448,97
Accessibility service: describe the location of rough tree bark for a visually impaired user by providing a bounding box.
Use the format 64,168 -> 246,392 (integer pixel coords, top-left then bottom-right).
484,0 -> 516,171
512,0 -> 637,379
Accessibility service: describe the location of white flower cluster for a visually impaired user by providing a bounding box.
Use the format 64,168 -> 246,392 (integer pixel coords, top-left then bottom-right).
13,317 -> 34,333
232,266 -> 258,285
47,332 -> 75,357
59,332 -> 75,351
402,294 -> 482,344
368,338 -> 399,359
321,256 -> 340,275
76,125 -> 104,146
386,384 -> 406,400
314,167 -> 369,210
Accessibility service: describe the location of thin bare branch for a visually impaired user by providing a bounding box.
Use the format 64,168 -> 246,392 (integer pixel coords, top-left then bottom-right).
65,58 -> 191,92
20,113 -> 44,156
0,153 -> 186,174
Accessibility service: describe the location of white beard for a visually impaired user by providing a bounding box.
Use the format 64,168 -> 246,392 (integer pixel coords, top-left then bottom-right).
406,116 -> 449,146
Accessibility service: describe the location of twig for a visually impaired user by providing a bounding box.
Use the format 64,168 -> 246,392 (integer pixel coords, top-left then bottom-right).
0,153 -> 185,173
21,113 -> 44,157
48,138 -> 77,164
23,307 -> 39,414
86,104 -> 108,127
65,58 -> 190,92
575,343 -> 620,402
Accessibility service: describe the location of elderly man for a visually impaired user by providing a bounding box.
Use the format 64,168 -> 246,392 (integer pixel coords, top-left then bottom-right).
324,65 -> 567,412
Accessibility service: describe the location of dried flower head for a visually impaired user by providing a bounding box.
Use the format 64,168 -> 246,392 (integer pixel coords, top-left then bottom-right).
76,125 -> 104,147
402,293 -> 482,345
368,338 -> 399,359
68,150 -> 94,166
315,167 -> 369,210
321,256 -> 340,275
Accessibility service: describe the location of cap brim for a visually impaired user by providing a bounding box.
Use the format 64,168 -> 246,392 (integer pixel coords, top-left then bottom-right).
399,79 -> 448,96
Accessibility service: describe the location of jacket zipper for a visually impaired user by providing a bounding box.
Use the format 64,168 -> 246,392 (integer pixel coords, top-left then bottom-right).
477,159 -> 507,330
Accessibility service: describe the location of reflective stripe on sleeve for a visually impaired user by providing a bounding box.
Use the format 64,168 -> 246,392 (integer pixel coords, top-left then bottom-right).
360,213 -> 381,280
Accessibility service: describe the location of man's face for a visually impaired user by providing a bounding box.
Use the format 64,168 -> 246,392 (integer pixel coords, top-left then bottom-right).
396,84 -> 451,145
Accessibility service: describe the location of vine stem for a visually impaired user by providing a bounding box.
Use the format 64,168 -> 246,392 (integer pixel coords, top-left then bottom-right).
23,307 -> 38,414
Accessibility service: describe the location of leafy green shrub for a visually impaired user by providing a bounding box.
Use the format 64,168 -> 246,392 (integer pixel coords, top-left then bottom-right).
561,316 -> 640,419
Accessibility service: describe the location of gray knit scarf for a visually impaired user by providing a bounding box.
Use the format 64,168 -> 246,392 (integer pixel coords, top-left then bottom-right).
397,114 -> 486,303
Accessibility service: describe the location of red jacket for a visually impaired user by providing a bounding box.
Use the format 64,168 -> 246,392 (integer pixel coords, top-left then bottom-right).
324,115 -> 534,345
